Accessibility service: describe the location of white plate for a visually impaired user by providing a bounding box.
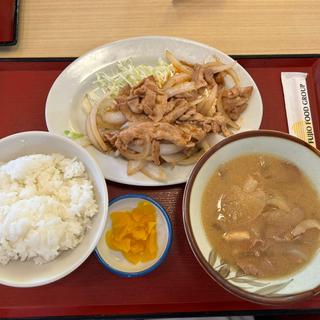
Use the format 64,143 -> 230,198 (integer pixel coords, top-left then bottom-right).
45,36 -> 263,186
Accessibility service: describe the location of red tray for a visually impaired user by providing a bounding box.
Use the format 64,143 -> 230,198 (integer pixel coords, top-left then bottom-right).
1,56 -> 320,319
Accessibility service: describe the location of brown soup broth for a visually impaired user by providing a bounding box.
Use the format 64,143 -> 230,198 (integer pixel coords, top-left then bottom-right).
201,153 -> 320,279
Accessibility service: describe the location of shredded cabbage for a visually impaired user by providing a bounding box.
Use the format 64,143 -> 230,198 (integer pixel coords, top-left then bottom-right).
64,130 -> 84,140
88,58 -> 175,104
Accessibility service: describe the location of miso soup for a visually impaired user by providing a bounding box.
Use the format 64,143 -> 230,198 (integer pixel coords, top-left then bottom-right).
202,154 -> 320,279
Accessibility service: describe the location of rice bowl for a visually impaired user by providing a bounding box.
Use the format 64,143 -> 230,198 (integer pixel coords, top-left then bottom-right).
0,131 -> 108,287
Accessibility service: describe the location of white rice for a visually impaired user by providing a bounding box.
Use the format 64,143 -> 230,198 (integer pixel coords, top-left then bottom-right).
0,154 -> 98,265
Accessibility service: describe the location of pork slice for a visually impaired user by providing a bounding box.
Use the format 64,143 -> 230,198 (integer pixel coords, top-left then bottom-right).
133,76 -> 162,96
127,95 -> 143,113
223,99 -> 248,120
175,90 -> 199,102
117,122 -> 192,149
118,100 -> 150,122
141,89 -> 157,116
222,86 -> 253,120
102,130 -> 119,147
150,94 -> 168,122
144,76 -> 163,93
163,99 -> 176,115
178,108 -> 198,121
263,208 -> 305,242
151,122 -> 193,147
178,123 -> 206,141
215,72 -> 225,85
119,84 -> 131,97
115,122 -> 152,145
151,140 -> 161,165
204,67 -> 218,86
162,99 -> 191,123
263,207 -> 304,229
190,113 -> 208,123
211,121 -> 221,133
192,64 -> 207,89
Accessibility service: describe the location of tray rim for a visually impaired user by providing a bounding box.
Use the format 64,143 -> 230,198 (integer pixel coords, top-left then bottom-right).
0,53 -> 320,62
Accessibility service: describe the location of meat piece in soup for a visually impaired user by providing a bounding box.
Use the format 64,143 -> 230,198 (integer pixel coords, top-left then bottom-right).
202,154 -> 320,279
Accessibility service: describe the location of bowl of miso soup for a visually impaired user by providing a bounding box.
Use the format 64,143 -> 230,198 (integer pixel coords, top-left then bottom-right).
183,130 -> 320,304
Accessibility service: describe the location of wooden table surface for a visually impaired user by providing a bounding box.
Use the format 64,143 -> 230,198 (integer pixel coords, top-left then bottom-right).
0,0 -> 320,58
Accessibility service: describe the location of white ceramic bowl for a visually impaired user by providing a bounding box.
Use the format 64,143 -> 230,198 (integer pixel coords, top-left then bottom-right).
183,130 -> 320,304
95,194 -> 172,277
0,131 -> 108,287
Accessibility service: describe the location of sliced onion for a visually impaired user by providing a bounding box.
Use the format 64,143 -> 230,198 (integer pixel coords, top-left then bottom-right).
102,111 -> 126,125
129,142 -> 183,156
291,219 -> 320,237
199,85 -> 218,116
177,149 -> 205,165
98,95 -> 115,109
203,61 -> 221,68
165,50 -> 193,75
162,73 -> 192,90
200,138 -> 211,152
86,116 -> 102,151
82,94 -> 93,114
160,143 -> 184,155
226,68 -> 241,87
189,96 -> 206,107
206,62 -> 236,74
216,88 -> 225,114
141,162 -> 167,182
161,153 -> 187,163
121,121 -> 131,129
89,102 -> 108,152
127,160 -> 147,175
221,124 -> 232,137
119,136 -> 151,160
227,118 -> 240,130
165,82 -> 196,98
128,143 -> 145,153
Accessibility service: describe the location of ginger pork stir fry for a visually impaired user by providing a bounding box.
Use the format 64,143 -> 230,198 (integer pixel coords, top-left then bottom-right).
84,51 -> 253,181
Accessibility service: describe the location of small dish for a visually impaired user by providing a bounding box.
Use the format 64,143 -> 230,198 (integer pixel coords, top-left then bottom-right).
95,194 -> 172,277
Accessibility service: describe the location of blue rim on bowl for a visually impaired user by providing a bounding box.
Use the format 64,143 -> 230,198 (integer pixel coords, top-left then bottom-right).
95,194 -> 173,277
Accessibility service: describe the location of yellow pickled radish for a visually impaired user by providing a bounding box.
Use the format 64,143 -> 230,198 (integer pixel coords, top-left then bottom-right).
106,201 -> 158,264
